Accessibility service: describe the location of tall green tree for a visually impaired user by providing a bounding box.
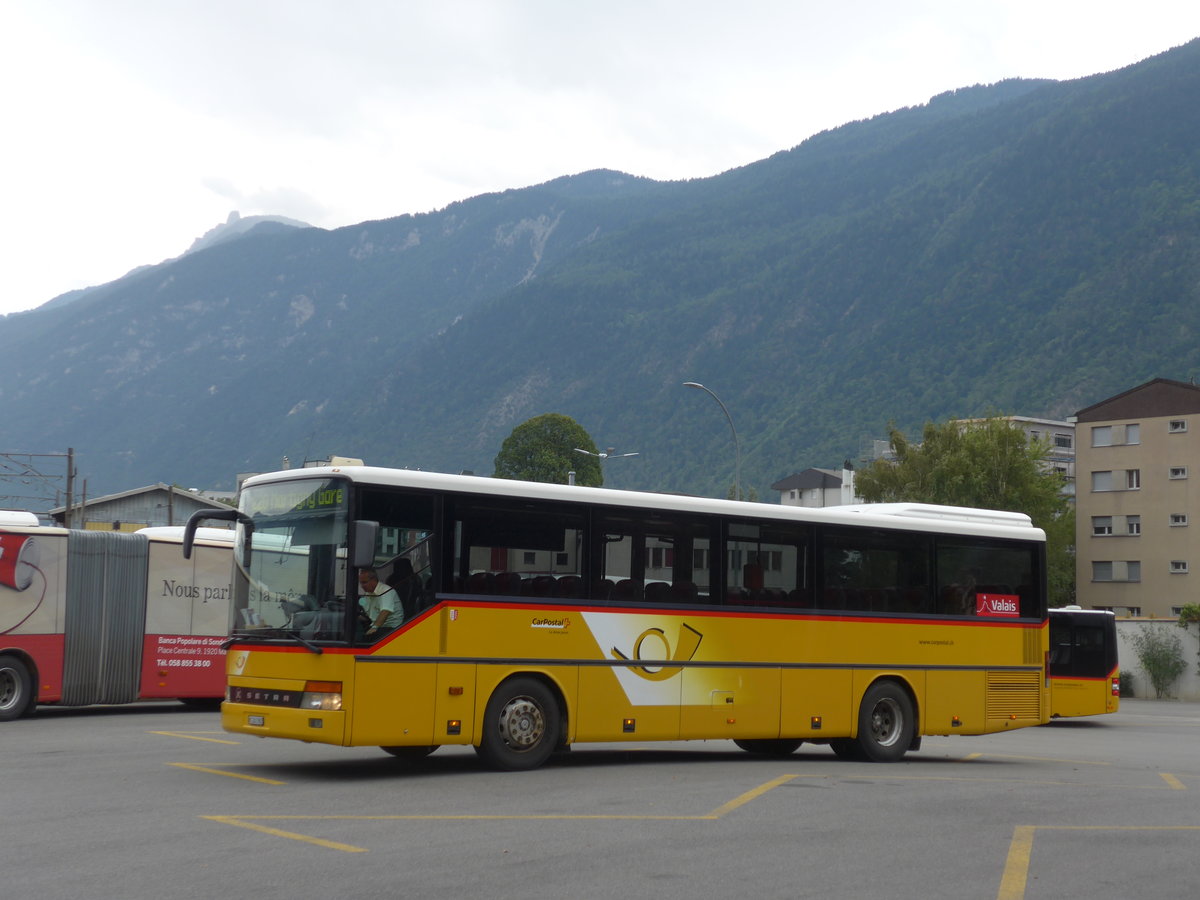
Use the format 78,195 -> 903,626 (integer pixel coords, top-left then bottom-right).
856,417 -> 1075,605
494,413 -> 603,486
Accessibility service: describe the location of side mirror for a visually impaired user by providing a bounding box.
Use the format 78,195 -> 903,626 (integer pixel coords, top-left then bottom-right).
352,520 -> 379,569
183,507 -> 243,559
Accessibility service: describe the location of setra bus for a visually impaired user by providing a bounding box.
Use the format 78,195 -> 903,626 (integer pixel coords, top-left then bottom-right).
0,513 -> 233,721
1047,606 -> 1120,717
186,465 -> 1050,769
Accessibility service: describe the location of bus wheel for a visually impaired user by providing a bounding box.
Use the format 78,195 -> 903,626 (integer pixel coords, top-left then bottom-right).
734,739 -> 802,756
855,680 -> 915,762
476,677 -> 560,771
381,745 -> 439,760
0,655 -> 34,722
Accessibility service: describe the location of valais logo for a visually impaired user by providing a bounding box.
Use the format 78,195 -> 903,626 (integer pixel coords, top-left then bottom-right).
976,593 -> 1020,618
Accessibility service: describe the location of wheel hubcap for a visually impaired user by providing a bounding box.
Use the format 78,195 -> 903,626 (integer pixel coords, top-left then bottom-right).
869,697 -> 902,747
0,669 -> 17,712
497,695 -> 545,751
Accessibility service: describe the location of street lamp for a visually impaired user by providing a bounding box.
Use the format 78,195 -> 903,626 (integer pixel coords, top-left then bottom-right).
574,447 -> 639,488
683,382 -> 741,501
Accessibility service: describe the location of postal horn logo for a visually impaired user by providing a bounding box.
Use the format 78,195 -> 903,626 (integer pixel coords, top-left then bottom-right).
610,623 -> 703,681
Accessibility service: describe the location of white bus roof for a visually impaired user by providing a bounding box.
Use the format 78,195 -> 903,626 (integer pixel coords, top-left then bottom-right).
0,509 -> 41,527
242,466 -> 1046,543
138,525 -> 235,544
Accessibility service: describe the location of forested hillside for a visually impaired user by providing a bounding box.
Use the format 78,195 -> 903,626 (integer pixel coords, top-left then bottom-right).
3,40 -> 1199,499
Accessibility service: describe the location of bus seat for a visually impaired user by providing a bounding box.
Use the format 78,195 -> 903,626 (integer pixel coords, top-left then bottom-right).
494,572 -> 523,595
467,571 -> 495,594
613,579 -> 637,601
672,581 -> 699,603
557,575 -> 582,598
645,582 -> 671,603
590,578 -> 613,602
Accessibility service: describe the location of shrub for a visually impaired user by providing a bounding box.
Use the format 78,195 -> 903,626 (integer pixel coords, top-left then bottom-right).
1127,624 -> 1187,699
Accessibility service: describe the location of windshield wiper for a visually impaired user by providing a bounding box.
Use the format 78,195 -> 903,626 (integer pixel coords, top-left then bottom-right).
224,630 -> 324,654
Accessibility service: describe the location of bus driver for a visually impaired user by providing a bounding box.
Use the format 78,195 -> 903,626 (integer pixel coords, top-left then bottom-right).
358,567 -> 402,638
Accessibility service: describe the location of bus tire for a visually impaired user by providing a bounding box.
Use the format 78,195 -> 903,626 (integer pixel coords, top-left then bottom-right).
0,654 -> 35,722
476,677 -> 560,771
854,680 -> 915,762
733,738 -> 802,756
381,745 -> 439,760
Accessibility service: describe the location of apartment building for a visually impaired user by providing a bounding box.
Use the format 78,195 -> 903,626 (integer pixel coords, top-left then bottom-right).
1074,378 -> 1200,618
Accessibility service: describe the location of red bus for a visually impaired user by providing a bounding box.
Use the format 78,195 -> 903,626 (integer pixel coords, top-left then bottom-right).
0,512 -> 233,720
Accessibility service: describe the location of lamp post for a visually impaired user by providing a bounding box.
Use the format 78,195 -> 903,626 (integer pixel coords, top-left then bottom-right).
574,447 -> 639,488
683,382 -> 741,501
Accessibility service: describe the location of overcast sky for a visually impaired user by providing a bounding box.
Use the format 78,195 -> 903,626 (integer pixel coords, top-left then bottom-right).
3,1 -> 1198,316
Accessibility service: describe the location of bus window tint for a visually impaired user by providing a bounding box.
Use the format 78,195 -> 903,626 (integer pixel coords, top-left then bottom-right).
356,489 -> 436,619
725,521 -> 811,608
819,528 -> 931,614
597,514 -> 713,604
936,540 -> 1041,618
451,498 -> 585,599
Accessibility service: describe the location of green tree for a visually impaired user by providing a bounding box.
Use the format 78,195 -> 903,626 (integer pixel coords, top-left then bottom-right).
1127,623 -> 1187,699
856,417 -> 1075,605
494,413 -> 603,486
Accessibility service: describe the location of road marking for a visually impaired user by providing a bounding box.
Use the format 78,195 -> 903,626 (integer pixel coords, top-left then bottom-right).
202,816 -> 367,853
169,762 -> 286,785
151,730 -> 240,745
705,774 -> 799,818
997,825 -> 1034,900
200,775 -> 804,852
999,825 -> 1200,900
1160,772 -> 1186,790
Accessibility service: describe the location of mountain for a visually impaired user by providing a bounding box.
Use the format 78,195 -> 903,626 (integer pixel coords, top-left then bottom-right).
3,40 -> 1200,501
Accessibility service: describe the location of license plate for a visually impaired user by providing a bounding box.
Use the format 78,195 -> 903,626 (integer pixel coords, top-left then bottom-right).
248,715 -> 265,726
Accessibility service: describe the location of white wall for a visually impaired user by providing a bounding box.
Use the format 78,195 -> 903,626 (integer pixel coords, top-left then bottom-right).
1116,619 -> 1200,700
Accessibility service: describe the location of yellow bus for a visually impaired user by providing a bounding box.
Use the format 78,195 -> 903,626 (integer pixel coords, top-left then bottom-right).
1047,607 -> 1119,718
186,465 -> 1050,769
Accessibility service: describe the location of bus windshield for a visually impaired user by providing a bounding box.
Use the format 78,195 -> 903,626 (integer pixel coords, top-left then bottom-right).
232,477 -> 351,641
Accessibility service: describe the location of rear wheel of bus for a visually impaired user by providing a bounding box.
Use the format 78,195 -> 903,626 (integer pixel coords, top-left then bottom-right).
852,679 -> 915,762
476,676 -> 561,771
0,655 -> 35,721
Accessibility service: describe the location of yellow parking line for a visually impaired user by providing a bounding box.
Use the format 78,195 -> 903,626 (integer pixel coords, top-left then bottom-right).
203,816 -> 366,853
169,762 -> 286,785
997,825 -> 1035,900
999,825 -> 1200,900
151,731 -> 240,745
705,774 -> 799,818
1160,772 -> 1186,790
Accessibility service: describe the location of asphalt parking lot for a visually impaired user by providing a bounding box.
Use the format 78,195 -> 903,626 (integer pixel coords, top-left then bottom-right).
4,699 -> 1198,900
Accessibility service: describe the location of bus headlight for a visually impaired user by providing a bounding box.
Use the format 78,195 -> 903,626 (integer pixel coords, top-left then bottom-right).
300,680 -> 343,711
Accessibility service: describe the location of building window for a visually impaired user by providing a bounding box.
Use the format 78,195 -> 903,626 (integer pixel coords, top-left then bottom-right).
1092,516 -> 1113,536
1170,466 -> 1188,480
1091,426 -> 1112,447
1127,516 -> 1141,536
1126,469 -> 1141,489
1125,423 -> 1140,444
1054,433 -> 1073,449
1171,561 -> 1189,574
1092,471 -> 1113,492
1169,420 -> 1188,433
1170,514 -> 1189,527
1092,561 -> 1141,582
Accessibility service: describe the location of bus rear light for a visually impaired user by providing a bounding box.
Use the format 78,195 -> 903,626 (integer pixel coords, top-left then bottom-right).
300,680 -> 343,711
1112,678 -> 1120,696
